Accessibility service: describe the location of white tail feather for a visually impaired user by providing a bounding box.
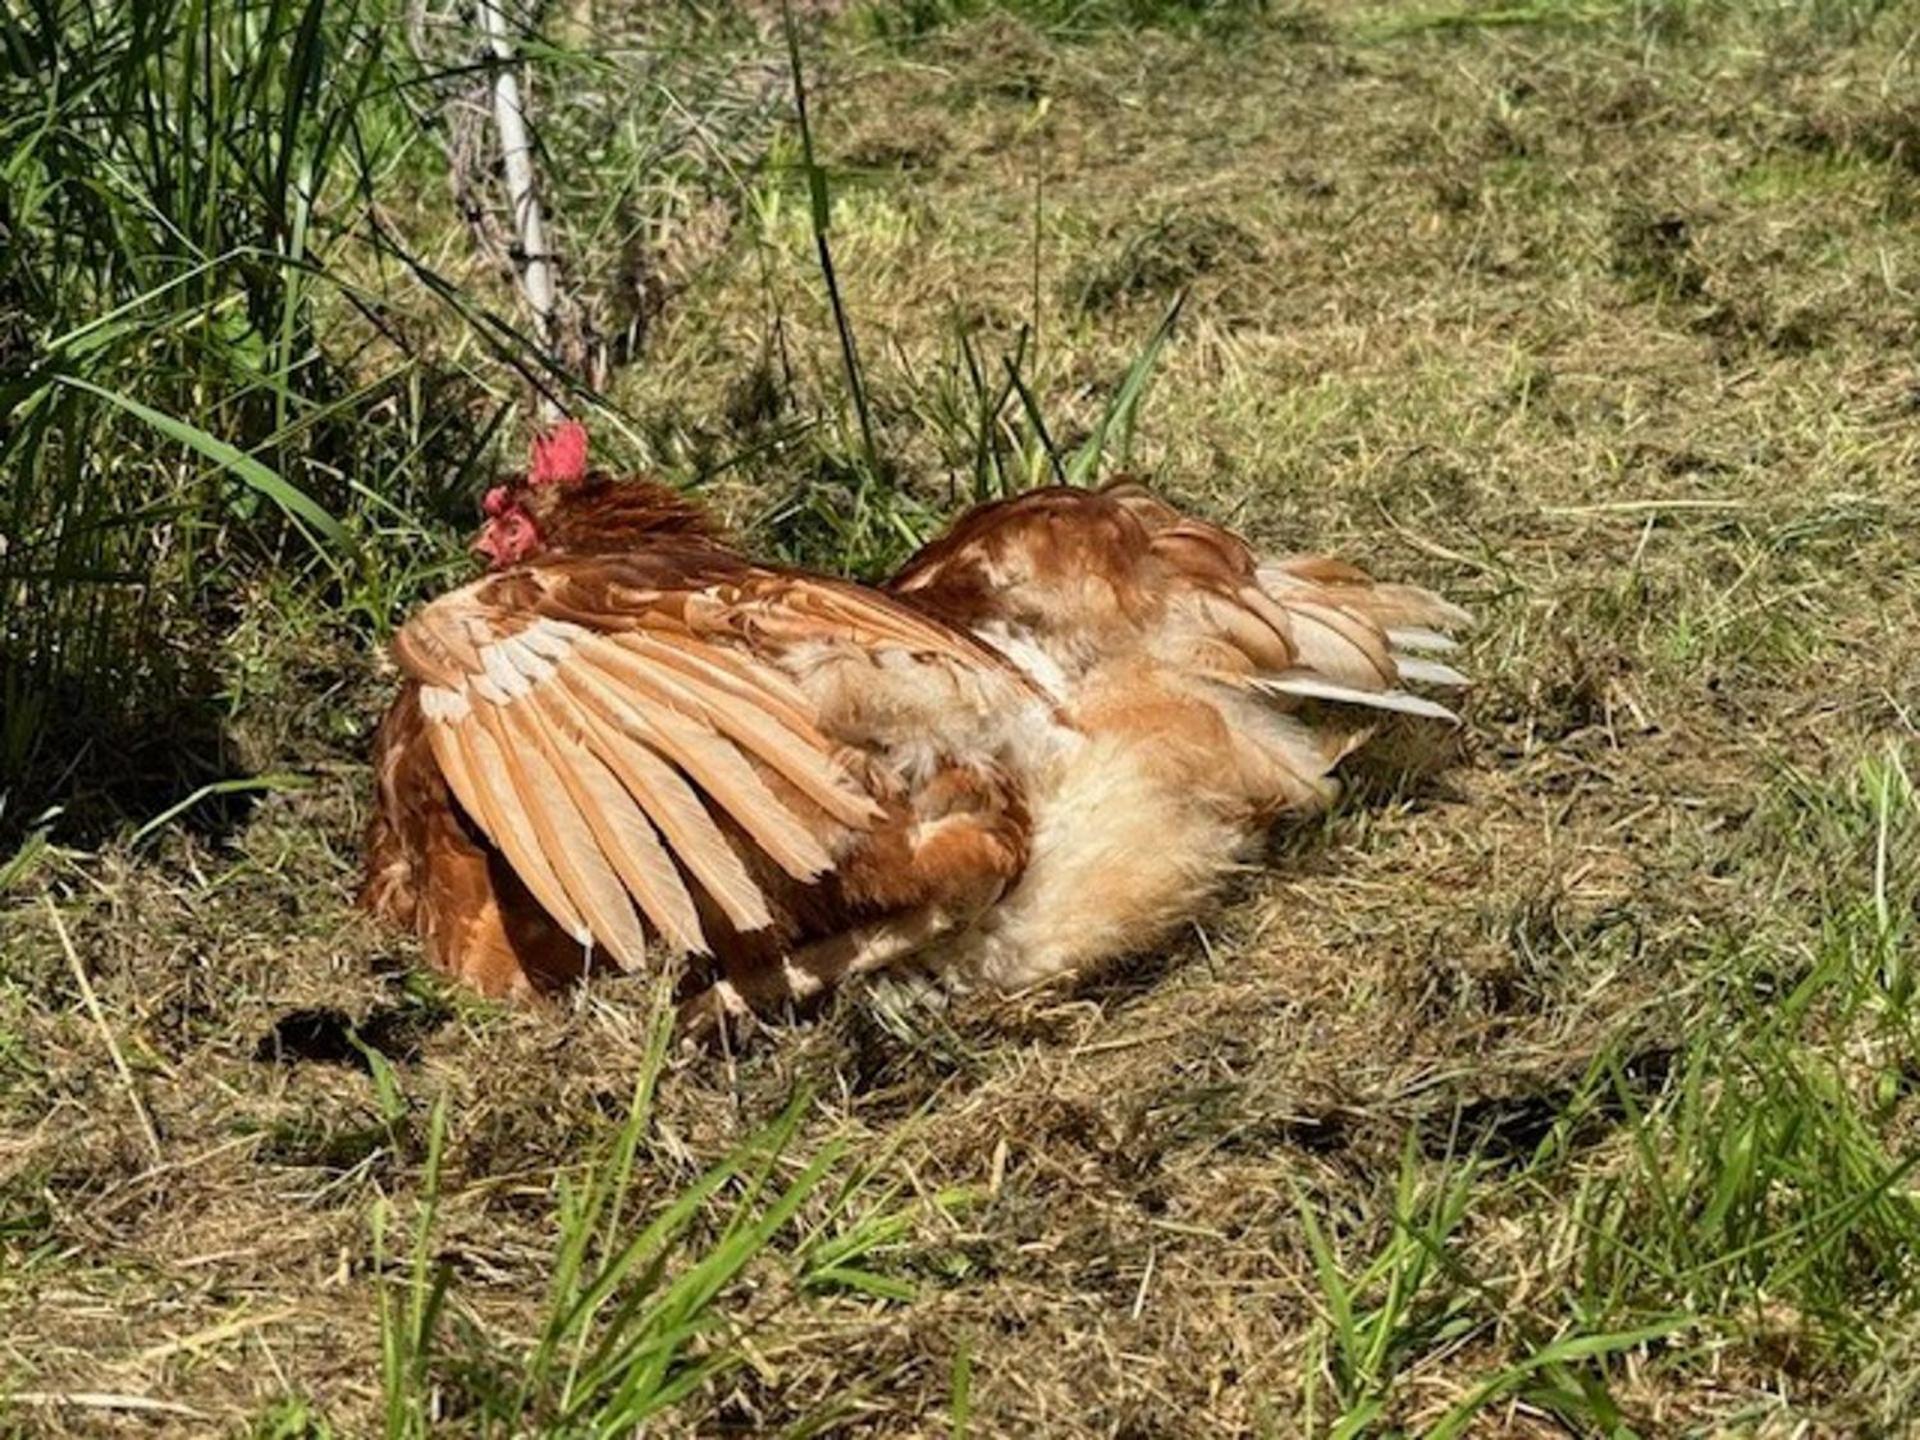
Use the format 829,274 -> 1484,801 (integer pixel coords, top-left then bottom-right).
1253,674 -> 1460,723
1391,654 -> 1471,689
1386,626 -> 1460,654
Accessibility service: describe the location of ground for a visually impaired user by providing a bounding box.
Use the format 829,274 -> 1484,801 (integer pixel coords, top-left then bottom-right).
5,0 -> 1920,1434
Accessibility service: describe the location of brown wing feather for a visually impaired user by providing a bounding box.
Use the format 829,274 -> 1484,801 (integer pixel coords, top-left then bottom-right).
525,687 -> 709,954
389,555 -> 1020,967
430,711 -> 590,946
887,480 -> 1470,721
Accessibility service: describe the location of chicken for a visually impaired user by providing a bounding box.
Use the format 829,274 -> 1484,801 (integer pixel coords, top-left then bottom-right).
363,423 -> 1053,1024
362,422 -> 1470,1027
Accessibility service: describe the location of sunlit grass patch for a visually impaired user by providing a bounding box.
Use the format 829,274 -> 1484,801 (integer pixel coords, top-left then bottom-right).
1291,749 -> 1920,1431
855,0 -> 1279,45
1733,150 -> 1891,205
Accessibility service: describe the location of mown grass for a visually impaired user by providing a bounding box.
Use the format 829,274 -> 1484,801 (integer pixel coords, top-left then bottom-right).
4,0 -> 1920,1433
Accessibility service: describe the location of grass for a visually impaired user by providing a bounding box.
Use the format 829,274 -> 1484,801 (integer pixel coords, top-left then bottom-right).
5,0 -> 1920,1433
370,1006 -> 966,1435
0,0 -> 486,835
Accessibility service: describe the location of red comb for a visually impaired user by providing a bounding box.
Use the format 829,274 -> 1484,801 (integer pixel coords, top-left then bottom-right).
481,484 -> 512,518
529,419 -> 589,487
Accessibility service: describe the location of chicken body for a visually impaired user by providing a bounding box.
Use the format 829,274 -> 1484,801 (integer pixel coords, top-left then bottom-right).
882,483 -> 1471,990
363,458 -> 1468,1023
364,486 -> 1060,1019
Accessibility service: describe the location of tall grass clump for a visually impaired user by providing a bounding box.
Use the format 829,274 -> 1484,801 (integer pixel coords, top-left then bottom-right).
0,0 -> 860,842
0,0 -> 525,837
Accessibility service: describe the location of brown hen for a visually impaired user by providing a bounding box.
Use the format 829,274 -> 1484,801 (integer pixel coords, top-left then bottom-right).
362,425 -> 1470,1024
363,424 -> 1048,1023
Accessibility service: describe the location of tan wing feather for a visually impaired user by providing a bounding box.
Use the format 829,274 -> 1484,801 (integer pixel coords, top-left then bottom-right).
589,634 -> 879,830
561,665 -> 775,933
1259,560 -> 1475,634
500,704 -> 651,969
572,645 -> 833,878
528,689 -> 708,955
1272,597 -> 1397,689
431,710 -> 591,946
780,579 -> 994,658
627,629 -> 821,736
1189,591 -> 1294,672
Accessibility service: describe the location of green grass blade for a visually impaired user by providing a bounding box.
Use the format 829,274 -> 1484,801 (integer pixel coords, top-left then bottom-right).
1063,291 -> 1183,487
56,376 -> 354,556
1428,1321 -> 1685,1440
950,1339 -> 972,1440
127,773 -> 311,846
